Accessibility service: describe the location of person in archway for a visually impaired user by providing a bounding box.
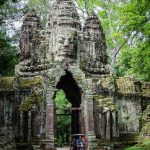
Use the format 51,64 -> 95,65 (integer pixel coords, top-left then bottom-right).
76,135 -> 87,150
81,135 -> 88,149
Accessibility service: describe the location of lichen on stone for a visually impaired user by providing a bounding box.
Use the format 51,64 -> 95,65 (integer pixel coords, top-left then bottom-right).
94,95 -> 117,111
18,76 -> 43,89
141,82 -> 150,97
19,93 -> 43,111
116,77 -> 137,94
138,105 -> 150,142
96,76 -> 113,90
0,77 -> 14,91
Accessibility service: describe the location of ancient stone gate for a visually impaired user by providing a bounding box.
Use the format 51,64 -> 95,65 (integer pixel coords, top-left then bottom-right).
0,0 -> 150,150
15,0 -> 107,149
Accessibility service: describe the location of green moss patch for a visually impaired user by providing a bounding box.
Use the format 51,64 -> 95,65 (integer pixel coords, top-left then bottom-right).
116,77 -> 136,94
18,76 -> 43,89
0,76 -> 43,91
94,95 -> 117,111
19,93 -> 43,111
0,77 -> 14,91
141,82 -> 150,97
139,105 -> 150,142
126,140 -> 150,150
96,76 -> 112,89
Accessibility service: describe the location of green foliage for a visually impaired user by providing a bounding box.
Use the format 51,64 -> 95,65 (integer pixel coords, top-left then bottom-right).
0,0 -> 22,76
115,41 -> 150,81
126,140 -> 150,150
25,0 -> 51,24
0,33 -> 18,76
119,0 -> 150,34
54,90 -> 72,146
54,90 -> 71,113
116,0 -> 150,81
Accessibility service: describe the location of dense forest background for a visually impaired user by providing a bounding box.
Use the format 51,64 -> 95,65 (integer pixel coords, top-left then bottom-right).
0,0 -> 149,81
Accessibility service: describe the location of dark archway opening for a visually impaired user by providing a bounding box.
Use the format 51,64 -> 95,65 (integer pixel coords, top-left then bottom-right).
56,70 -> 81,135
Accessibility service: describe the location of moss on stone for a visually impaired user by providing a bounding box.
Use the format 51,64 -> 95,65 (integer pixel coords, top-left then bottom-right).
0,77 -> 14,91
18,76 -> 43,89
138,105 -> 150,142
96,76 -> 112,90
116,77 -> 136,94
94,95 -> 117,111
141,82 -> 150,97
0,76 -> 43,92
19,93 -> 43,111
101,77 -> 112,89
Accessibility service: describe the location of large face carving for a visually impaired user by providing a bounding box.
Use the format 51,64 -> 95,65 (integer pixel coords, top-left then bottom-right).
54,29 -> 77,62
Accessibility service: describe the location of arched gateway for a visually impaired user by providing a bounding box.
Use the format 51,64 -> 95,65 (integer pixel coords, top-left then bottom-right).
45,66 -> 96,149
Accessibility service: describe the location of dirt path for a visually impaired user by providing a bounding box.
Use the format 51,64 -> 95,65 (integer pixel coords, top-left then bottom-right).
56,148 -> 70,150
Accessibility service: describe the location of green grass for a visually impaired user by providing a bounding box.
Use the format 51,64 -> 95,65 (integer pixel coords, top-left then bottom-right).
126,140 -> 150,150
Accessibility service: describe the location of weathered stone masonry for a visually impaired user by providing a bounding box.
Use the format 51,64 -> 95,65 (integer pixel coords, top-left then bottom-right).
0,0 -> 150,150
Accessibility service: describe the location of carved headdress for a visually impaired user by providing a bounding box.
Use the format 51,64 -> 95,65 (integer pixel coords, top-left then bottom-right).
83,12 -> 109,74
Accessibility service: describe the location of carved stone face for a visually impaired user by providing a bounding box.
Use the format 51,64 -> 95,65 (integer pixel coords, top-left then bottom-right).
54,29 -> 77,62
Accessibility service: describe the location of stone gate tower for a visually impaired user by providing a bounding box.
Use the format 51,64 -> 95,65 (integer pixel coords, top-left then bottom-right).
15,0 -> 109,149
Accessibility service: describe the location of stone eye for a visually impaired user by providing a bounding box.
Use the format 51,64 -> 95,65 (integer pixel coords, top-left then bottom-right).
69,38 -> 73,43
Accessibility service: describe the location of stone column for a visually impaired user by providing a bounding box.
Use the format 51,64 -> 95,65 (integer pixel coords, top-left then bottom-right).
28,111 -> 32,142
106,111 -> 111,140
112,111 -> 118,139
85,94 -> 97,150
45,87 -> 55,150
20,112 -> 24,142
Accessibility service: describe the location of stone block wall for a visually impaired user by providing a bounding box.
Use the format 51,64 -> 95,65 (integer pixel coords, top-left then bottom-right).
0,75 -> 150,149
0,91 -> 16,150
93,76 -> 150,143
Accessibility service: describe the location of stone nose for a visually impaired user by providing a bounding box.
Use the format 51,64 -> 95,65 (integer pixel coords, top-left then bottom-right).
63,39 -> 69,47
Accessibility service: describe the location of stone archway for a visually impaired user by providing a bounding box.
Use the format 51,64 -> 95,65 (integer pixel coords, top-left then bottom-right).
44,66 -> 96,149
56,70 -> 82,135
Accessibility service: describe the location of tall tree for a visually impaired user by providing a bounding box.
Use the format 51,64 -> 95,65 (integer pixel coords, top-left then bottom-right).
116,0 -> 150,80
0,0 -> 21,76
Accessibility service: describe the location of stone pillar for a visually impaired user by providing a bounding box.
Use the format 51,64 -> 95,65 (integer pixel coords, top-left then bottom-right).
112,111 -> 118,139
106,111 -> 111,140
28,111 -> 32,141
85,94 -> 97,150
45,87 -> 55,150
31,110 -> 36,137
20,112 -> 24,142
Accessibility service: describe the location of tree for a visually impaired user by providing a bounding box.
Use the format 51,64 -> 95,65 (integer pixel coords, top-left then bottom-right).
25,0 -> 52,25
116,0 -> 150,81
0,0 -> 21,76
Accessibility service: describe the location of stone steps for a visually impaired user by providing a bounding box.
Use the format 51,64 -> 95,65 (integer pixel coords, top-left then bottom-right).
32,144 -> 41,150
119,133 -> 139,142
